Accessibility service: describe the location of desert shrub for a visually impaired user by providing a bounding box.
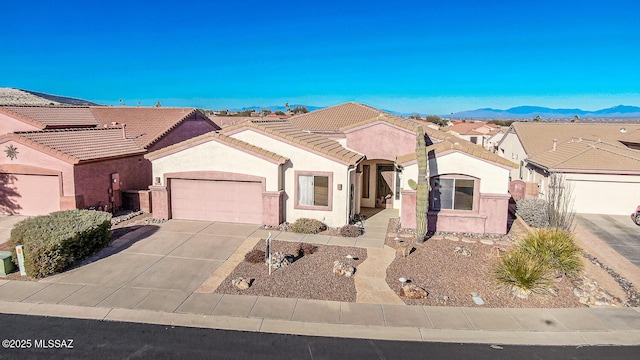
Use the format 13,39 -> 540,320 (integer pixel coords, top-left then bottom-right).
516,198 -> 549,228
297,242 -> 316,256
289,218 -> 326,234
518,229 -> 583,278
340,225 -> 362,238
244,249 -> 266,264
8,210 -> 112,278
492,249 -> 555,298
547,174 -> 576,232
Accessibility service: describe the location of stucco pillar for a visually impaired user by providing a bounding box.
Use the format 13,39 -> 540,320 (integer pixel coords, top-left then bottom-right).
149,185 -> 169,219
479,193 -> 511,234
262,190 -> 284,226
400,189 -> 417,229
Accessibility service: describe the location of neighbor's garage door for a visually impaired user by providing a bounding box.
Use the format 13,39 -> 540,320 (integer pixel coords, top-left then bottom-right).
1,174 -> 60,215
170,179 -> 263,223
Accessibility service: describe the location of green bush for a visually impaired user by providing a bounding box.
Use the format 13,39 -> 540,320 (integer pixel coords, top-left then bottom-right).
8,210 -> 112,278
518,229 -> 583,278
492,249 -> 555,298
289,218 -> 326,234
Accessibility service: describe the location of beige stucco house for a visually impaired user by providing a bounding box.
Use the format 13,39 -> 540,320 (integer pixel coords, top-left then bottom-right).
147,102 -> 517,234
498,122 -> 640,215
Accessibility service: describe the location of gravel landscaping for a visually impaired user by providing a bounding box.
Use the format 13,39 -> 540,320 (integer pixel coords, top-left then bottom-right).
215,240 -> 367,302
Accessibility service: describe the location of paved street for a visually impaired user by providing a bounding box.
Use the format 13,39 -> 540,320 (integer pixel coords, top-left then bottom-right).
1,313 -> 638,360
576,214 -> 640,267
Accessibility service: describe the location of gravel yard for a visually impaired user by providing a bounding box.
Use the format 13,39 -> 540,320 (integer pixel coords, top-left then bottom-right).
215,240 -> 367,302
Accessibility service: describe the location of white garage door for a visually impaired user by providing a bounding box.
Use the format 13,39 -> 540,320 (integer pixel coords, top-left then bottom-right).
0,173 -> 60,215
170,178 -> 263,223
570,179 -> 640,215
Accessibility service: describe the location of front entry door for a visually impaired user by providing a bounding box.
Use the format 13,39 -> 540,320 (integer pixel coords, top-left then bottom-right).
375,164 -> 394,208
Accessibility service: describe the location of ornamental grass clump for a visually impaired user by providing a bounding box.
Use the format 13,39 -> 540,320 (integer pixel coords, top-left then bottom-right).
492,249 -> 555,299
518,229 -> 583,278
492,229 -> 583,298
290,218 -> 326,234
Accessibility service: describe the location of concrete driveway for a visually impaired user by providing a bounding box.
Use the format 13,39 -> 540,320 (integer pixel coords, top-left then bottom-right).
30,220 -> 263,312
575,214 -> 640,268
0,215 -> 27,248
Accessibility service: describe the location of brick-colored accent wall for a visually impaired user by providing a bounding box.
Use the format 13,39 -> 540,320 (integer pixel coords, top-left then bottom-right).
148,113 -> 220,152
73,155 -> 152,211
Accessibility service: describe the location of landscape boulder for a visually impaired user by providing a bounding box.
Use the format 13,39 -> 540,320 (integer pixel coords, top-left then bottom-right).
231,277 -> 252,290
333,260 -> 355,277
400,284 -> 429,299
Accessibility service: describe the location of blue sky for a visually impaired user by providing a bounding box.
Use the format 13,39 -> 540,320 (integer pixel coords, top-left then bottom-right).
2,0 -> 638,114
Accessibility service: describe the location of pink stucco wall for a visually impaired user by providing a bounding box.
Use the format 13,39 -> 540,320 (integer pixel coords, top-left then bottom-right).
400,190 -> 417,228
400,190 -> 511,235
262,190 -> 284,226
148,113 -> 220,152
149,185 -> 169,219
345,123 -> 416,161
74,155 -> 151,210
0,140 -> 74,196
479,193 -> 511,234
0,113 -> 41,135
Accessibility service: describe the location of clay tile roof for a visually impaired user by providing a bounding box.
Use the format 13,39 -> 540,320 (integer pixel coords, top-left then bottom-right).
511,122 -> 640,156
289,101 -> 449,143
145,131 -> 289,164
527,139 -> 640,173
396,136 -> 518,169
288,102 -> 384,131
221,120 -> 364,165
5,128 -> 146,163
90,107 -> 218,149
0,105 -> 99,128
618,128 -> 640,145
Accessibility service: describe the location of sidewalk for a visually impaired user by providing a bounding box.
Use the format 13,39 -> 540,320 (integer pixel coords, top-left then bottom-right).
1,215 -> 640,346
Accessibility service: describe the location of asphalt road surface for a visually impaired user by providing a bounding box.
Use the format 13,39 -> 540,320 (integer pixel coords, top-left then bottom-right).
576,214 -> 640,267
0,314 -> 637,359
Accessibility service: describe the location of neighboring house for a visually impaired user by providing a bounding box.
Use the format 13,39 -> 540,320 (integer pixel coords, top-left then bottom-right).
0,106 -> 99,134
485,127 -> 507,152
0,128 -> 146,215
444,121 -> 500,148
147,102 -> 517,234
497,122 -> 640,215
526,139 -> 640,215
0,106 -> 220,215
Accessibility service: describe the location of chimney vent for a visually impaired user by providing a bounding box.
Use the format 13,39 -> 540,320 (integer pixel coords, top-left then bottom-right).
552,139 -> 557,151
122,124 -> 127,139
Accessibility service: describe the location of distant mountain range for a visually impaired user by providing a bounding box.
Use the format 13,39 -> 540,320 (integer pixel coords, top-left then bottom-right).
237,105 -> 324,113
453,105 -> 640,119
3,88 -> 639,120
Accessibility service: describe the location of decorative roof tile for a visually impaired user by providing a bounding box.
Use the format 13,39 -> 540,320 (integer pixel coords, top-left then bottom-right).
510,122 -> 640,156
396,136 -> 518,169
221,120 -> 364,165
0,105 -> 99,128
90,107 -> 219,148
527,139 -> 640,173
145,130 -> 289,164
2,128 -> 146,163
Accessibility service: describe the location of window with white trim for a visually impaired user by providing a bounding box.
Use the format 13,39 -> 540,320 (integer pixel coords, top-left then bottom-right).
298,174 -> 329,207
430,176 -> 475,210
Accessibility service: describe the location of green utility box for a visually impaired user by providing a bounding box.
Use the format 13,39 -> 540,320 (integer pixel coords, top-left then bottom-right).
0,251 -> 15,276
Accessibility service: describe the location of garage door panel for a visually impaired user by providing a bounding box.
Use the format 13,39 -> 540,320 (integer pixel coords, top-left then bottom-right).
170,179 -> 262,223
1,174 -> 60,215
